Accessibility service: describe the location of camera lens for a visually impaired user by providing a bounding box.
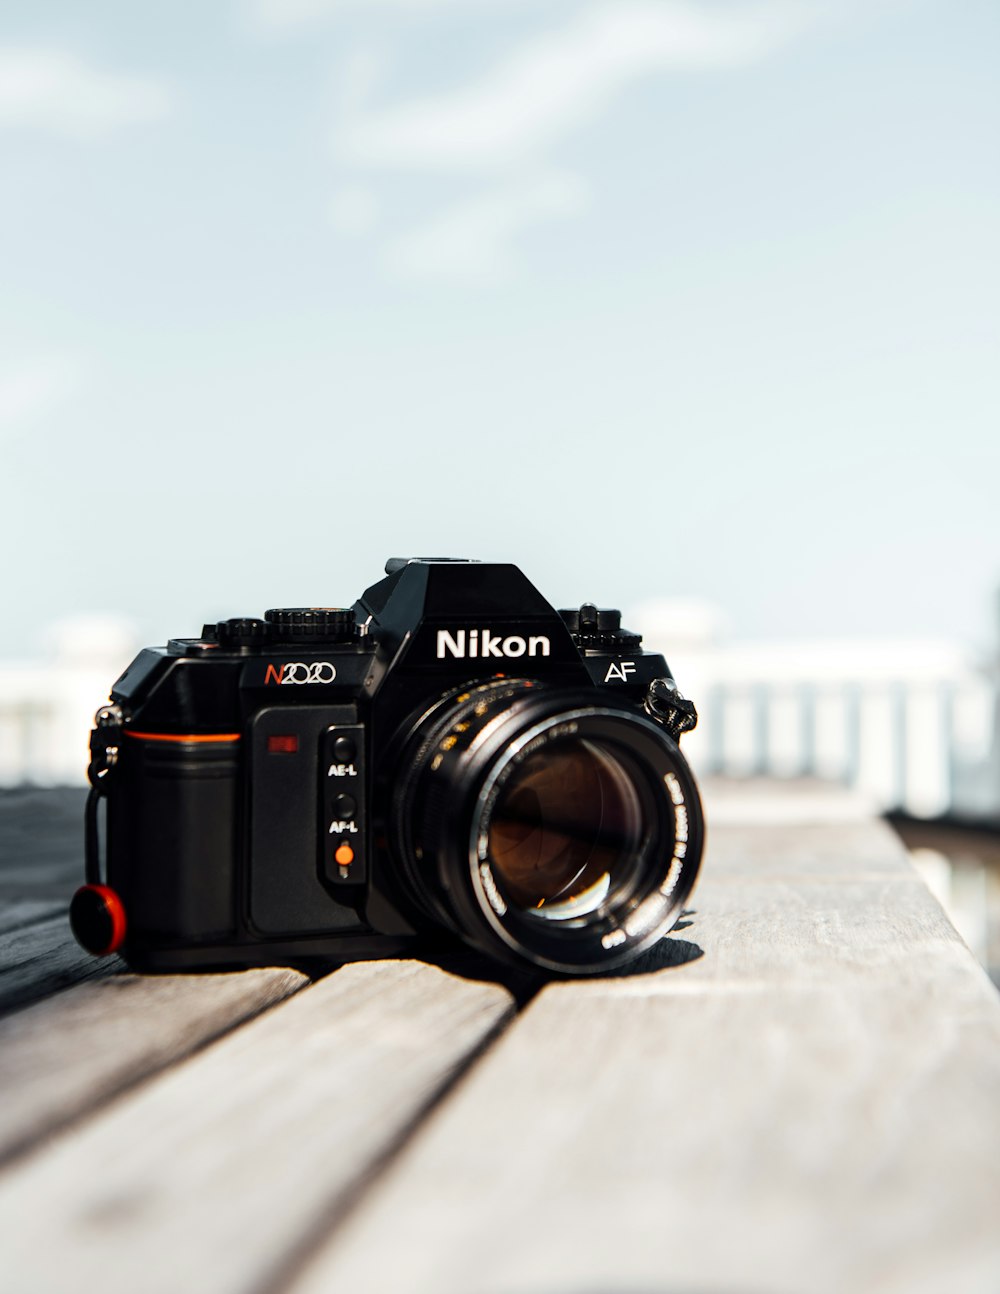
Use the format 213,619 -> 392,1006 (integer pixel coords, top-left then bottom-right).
394,680 -> 702,974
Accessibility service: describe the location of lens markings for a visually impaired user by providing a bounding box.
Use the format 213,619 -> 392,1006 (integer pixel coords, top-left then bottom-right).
478,863 -> 508,916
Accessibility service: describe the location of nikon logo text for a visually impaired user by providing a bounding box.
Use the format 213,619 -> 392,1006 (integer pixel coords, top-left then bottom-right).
436,629 -> 551,660
264,662 -> 337,685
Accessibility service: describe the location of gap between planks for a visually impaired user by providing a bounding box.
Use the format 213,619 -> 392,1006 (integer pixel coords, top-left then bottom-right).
0,966 -> 308,1166
0,915 -> 122,1015
0,958 -> 516,1294
285,817 -> 1000,1294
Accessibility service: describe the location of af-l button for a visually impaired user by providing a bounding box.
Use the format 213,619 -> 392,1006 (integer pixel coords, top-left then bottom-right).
333,793 -> 357,819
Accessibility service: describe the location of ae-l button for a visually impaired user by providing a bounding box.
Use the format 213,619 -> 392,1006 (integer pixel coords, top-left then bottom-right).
333,736 -> 356,763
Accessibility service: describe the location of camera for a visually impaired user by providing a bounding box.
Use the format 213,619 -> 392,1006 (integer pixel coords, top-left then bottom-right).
70,558 -> 703,976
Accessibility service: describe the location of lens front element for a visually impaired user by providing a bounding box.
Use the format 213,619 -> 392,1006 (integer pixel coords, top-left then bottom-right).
486,738 -> 644,921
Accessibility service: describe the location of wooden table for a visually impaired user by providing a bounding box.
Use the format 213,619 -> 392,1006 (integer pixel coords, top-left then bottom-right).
2,781 -> 999,1294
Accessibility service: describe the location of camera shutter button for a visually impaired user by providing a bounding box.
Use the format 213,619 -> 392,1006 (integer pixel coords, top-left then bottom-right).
558,604 -> 642,650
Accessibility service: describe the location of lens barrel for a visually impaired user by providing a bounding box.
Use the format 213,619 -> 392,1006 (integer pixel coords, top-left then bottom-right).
393,680 -> 702,974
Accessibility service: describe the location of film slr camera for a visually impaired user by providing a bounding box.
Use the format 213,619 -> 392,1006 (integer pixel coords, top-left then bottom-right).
71,559 -> 703,976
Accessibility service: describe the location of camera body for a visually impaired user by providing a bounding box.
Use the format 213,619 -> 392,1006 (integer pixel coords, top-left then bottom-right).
72,559 -> 703,976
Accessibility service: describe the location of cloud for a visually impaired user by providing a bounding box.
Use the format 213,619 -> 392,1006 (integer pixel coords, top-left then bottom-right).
0,48 -> 171,138
318,1 -> 817,282
329,184 -> 381,235
0,357 -> 81,436
250,0 -> 534,31
383,171 -> 588,281
336,1 -> 807,172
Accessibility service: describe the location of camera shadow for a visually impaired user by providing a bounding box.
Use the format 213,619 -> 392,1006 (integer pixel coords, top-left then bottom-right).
415,908 -> 703,1001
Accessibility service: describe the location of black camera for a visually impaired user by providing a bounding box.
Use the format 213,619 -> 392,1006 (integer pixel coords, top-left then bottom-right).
70,559 -> 703,976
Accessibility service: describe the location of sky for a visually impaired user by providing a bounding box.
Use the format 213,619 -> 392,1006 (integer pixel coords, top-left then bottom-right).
1,0 -> 998,659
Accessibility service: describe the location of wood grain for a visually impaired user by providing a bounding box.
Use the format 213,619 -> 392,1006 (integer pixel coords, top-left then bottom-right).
0,898 -> 63,936
0,959 -> 514,1294
290,816 -> 1000,1294
0,789 -> 110,1010
0,787 -> 87,900
0,967 -> 307,1165
0,915 -> 121,1014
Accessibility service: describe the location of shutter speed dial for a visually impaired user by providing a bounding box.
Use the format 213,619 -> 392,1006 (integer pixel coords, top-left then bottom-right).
265,608 -> 357,643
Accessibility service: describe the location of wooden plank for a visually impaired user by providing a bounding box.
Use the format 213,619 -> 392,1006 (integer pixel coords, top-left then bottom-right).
0,916 -> 121,1014
289,811 -> 1000,1294
0,967 -> 307,1166
0,959 -> 514,1294
0,788 -> 104,1008
0,898 -> 63,936
0,787 -> 87,901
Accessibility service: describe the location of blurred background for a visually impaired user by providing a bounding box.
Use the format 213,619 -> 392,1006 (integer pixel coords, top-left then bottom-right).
1,1 -> 998,974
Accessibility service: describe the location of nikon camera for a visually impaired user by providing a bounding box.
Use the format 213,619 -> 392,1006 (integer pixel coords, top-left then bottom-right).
70,558 -> 704,976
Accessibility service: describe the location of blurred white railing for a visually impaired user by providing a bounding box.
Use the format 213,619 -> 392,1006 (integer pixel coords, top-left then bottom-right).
633,601 -> 1000,821
0,618 -> 138,787
1,609 -> 999,819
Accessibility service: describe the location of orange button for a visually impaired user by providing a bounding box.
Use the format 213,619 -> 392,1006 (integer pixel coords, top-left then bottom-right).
335,843 -> 354,866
